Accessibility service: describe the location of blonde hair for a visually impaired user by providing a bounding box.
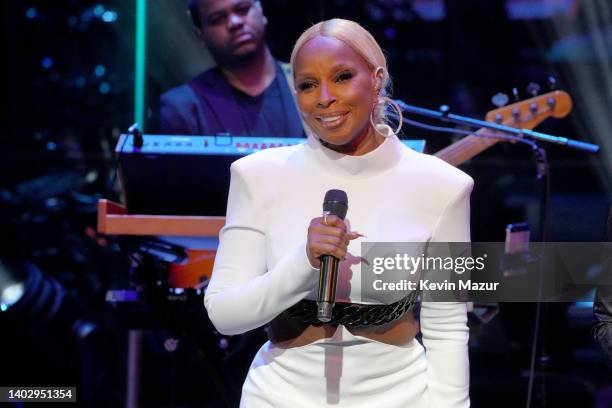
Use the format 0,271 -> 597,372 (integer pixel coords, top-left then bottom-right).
290,18 -> 399,130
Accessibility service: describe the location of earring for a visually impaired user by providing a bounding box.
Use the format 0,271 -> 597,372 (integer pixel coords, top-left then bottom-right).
370,97 -> 403,136
369,98 -> 382,135
384,96 -> 403,135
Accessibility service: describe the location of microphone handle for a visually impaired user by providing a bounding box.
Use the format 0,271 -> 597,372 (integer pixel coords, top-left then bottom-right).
317,255 -> 339,322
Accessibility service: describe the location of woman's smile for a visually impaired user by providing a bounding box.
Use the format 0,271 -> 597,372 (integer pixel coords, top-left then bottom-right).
315,111 -> 350,130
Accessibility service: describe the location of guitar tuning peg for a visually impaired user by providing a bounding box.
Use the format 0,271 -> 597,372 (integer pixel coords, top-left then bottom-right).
512,87 -> 520,102
526,82 -> 541,97
510,88 -> 521,119
491,92 -> 509,108
547,76 -> 557,90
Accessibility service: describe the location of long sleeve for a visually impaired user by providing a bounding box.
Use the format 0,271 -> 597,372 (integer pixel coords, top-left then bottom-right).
204,161 -> 319,335
420,177 -> 473,408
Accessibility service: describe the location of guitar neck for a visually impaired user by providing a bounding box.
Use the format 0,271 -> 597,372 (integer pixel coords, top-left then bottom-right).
433,90 -> 572,166
434,128 -> 500,167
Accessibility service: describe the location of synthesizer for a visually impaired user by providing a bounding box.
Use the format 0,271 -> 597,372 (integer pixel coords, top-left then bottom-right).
116,134 -> 426,156
116,134 -> 426,216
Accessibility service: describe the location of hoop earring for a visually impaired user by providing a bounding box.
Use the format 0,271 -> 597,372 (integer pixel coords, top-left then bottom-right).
370,96 -> 403,136
385,96 -> 403,136
369,104 -> 384,137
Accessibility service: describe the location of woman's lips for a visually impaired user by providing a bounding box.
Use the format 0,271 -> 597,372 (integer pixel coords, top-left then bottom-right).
316,112 -> 349,130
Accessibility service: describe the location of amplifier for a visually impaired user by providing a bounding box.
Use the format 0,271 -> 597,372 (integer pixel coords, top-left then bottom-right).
116,134 -> 426,216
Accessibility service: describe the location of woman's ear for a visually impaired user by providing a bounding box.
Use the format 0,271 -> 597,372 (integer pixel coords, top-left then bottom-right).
373,66 -> 385,94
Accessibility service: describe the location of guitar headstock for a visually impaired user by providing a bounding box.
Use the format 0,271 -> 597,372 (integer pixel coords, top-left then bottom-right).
484,90 -> 572,130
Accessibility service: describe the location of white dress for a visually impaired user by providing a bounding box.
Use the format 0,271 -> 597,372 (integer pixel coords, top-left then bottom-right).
205,126 -> 473,407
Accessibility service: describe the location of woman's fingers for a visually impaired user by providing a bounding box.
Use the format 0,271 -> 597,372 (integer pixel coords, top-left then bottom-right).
320,214 -> 344,228
314,234 -> 349,246
311,234 -> 350,254
311,215 -> 346,233
307,216 -> 363,267
347,231 -> 365,240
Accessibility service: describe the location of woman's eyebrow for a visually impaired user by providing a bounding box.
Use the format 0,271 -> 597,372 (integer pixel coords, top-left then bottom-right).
295,64 -> 353,80
294,72 -> 315,81
330,63 -> 352,72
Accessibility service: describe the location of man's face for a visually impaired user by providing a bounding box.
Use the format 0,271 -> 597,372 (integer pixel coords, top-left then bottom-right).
195,0 -> 267,64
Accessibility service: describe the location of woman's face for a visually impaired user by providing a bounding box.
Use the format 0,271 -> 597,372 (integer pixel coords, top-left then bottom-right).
293,35 -> 380,154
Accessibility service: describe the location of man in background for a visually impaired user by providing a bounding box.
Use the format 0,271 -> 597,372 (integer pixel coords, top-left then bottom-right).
160,0 -> 304,138
155,2 -> 303,404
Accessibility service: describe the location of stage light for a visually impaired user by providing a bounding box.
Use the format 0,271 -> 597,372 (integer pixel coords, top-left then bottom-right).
539,0 -> 612,187
1,283 -> 25,309
0,261 -> 26,312
25,8 -> 37,20
41,57 -> 53,69
93,5 -> 105,17
384,27 -> 396,40
94,65 -> 106,77
99,82 -> 110,94
81,9 -> 93,22
102,11 -> 118,23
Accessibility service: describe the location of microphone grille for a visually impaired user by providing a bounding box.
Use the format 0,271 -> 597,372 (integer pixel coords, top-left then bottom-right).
323,189 -> 348,220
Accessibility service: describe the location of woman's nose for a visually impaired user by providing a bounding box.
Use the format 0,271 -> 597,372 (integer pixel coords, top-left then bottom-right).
317,84 -> 336,108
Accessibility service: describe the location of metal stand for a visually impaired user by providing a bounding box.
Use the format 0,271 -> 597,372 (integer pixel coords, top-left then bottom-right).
525,145 -> 551,408
126,330 -> 142,408
97,200 -> 230,406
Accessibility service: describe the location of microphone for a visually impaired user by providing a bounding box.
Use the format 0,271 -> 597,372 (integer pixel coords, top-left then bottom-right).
317,189 -> 348,322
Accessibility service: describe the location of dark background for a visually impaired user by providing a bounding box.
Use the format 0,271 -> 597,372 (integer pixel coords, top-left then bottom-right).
1,1 -> 611,407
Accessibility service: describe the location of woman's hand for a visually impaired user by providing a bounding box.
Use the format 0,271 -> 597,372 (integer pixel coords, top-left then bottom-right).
306,215 -> 362,268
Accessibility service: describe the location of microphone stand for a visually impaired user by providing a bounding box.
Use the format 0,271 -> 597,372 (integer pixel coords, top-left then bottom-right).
395,101 -> 601,407
528,145 -> 550,408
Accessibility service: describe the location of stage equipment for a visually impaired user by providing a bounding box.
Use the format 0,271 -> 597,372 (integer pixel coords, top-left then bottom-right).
115,135 -> 425,216
396,91 -> 599,165
396,90 -> 599,408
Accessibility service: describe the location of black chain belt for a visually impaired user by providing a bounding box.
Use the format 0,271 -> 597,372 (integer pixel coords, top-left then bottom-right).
284,290 -> 420,328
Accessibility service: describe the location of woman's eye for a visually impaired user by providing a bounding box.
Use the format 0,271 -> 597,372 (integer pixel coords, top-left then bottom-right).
297,82 -> 314,91
336,71 -> 353,82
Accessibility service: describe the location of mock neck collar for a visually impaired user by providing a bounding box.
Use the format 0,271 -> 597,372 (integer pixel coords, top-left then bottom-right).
304,125 -> 406,177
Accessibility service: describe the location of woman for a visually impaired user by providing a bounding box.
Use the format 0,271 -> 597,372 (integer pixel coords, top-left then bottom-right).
205,18 -> 472,407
